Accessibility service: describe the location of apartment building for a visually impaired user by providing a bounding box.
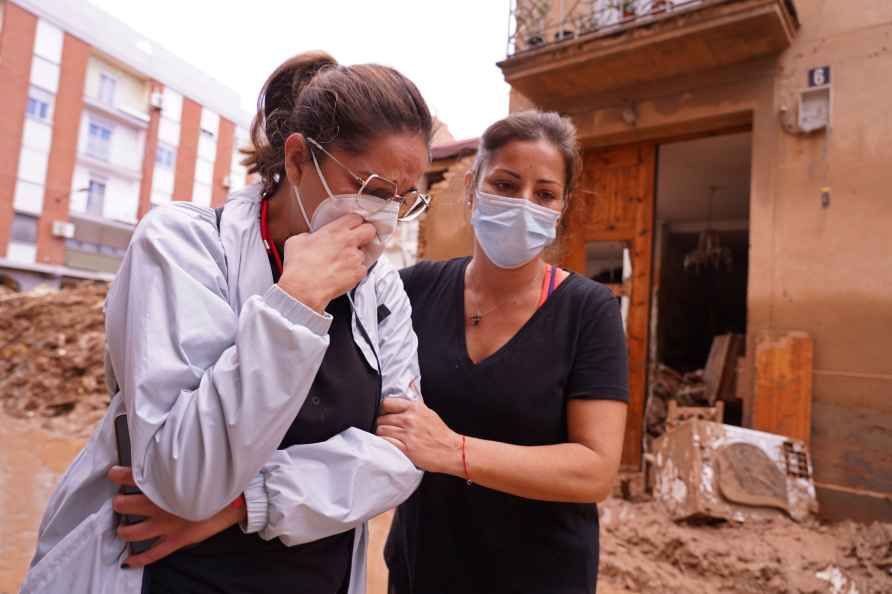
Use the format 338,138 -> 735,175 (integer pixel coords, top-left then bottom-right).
0,0 -> 251,288
420,0 -> 892,522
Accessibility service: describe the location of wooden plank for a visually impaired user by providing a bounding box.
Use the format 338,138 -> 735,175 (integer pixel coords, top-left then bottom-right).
752,332 -> 814,444
704,334 -> 745,404
623,143 -> 656,467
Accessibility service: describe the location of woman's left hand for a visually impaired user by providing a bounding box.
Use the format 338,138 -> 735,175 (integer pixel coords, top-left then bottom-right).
376,398 -> 463,475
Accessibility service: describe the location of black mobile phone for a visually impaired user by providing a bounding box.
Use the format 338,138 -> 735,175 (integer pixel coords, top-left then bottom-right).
113,414 -> 156,555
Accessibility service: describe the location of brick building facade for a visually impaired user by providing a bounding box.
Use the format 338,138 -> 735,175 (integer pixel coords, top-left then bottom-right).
0,0 -> 251,288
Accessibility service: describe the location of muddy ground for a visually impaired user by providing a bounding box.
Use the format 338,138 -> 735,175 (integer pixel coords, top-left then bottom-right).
1,285 -> 891,594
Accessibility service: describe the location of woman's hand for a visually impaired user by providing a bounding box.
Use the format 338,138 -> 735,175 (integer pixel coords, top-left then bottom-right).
107,467 -> 245,568
376,398 -> 464,476
277,214 -> 377,313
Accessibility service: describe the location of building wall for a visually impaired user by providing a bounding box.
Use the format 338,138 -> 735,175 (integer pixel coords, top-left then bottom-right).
151,86 -> 183,206
137,81 -> 162,218
211,117 -> 235,208
83,56 -> 149,118
503,0 -> 892,518
36,30 -> 88,265
228,125 -> 250,193
418,156 -> 476,261
756,0 -> 892,513
0,8 -> 42,262
0,1 -> 251,278
173,97 -> 200,201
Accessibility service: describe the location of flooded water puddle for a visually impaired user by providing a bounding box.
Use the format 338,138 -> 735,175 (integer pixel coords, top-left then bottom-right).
0,412 -> 86,594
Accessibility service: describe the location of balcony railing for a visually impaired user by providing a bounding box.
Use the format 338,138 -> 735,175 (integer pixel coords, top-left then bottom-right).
501,0 -> 798,109
507,0 -> 782,56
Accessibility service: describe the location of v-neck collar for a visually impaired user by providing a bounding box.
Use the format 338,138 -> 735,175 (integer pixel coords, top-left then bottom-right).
458,257 -> 574,367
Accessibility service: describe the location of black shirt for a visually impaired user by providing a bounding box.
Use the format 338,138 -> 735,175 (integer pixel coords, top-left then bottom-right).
385,257 -> 628,594
148,293 -> 379,594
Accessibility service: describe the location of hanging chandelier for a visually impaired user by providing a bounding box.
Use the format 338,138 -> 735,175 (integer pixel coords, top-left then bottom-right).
684,186 -> 733,273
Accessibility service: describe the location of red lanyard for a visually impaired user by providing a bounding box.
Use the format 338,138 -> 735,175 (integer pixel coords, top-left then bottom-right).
260,198 -> 284,275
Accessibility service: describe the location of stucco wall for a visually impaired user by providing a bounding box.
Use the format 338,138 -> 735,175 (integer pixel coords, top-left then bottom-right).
504,0 -> 892,513
418,156 -> 476,261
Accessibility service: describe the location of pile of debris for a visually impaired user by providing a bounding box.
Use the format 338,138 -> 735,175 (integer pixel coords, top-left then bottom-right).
646,334 -> 745,445
645,364 -> 715,443
0,282 -> 110,436
598,496 -> 892,594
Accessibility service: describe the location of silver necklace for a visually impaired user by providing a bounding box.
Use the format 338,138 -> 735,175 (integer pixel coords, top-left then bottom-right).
464,262 -> 544,327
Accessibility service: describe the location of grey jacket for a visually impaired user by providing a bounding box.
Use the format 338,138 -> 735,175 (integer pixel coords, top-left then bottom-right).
20,185 -> 423,594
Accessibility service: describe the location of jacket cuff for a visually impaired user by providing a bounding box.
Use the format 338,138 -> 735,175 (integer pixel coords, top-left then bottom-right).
263,284 -> 332,335
240,473 -> 269,535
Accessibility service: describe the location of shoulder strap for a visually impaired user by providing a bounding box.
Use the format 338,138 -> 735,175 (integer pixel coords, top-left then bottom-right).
547,262 -> 558,298
538,263 -> 564,308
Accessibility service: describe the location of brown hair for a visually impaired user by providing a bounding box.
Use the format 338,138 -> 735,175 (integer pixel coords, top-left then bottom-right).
471,110 -> 581,198
242,51 -> 434,197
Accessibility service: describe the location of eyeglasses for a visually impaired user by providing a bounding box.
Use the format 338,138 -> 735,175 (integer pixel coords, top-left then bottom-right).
306,137 -> 431,222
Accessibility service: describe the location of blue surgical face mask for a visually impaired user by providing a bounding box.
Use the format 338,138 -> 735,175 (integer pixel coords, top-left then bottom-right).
470,189 -> 561,269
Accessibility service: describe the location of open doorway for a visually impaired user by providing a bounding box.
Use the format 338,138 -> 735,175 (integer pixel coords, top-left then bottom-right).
647,131 -> 752,442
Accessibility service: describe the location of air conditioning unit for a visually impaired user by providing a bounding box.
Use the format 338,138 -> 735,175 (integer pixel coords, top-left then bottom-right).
52,220 -> 75,239
149,91 -> 164,110
222,175 -> 232,189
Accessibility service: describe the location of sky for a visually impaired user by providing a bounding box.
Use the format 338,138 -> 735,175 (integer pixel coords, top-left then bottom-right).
87,0 -> 512,141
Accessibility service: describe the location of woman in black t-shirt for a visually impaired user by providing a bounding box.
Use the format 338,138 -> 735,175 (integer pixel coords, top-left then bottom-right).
378,111 -> 629,594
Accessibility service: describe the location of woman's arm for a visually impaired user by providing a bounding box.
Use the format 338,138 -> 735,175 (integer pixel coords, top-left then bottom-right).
377,282 -> 629,504
107,205 -> 332,521
240,262 -> 424,541
377,398 -> 626,503
113,261 -> 426,559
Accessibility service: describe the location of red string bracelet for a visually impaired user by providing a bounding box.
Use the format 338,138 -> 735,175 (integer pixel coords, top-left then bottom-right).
461,436 -> 472,485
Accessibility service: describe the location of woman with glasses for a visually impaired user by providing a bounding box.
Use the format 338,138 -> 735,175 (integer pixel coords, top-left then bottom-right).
22,51 -> 433,594
379,111 -> 629,594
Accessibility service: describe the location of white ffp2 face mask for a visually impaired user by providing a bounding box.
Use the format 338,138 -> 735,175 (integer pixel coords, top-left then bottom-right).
470,190 -> 561,269
291,158 -> 399,266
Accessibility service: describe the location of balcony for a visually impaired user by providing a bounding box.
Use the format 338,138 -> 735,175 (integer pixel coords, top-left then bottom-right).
498,0 -> 799,110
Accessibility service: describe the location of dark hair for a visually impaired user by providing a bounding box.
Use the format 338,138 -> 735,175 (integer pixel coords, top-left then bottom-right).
471,110 -> 580,198
242,51 -> 434,197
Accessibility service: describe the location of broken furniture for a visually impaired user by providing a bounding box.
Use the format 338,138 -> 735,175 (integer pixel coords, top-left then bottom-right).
665,400 -> 724,432
652,419 -> 818,523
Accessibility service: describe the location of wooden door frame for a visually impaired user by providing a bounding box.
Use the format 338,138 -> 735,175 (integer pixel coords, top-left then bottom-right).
560,142 -> 656,468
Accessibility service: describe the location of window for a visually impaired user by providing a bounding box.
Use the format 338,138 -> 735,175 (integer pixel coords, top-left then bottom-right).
26,97 -> 50,122
198,130 -> 217,161
26,86 -> 54,124
98,73 -> 116,105
87,121 -> 113,160
11,213 -> 38,244
155,144 -> 175,169
30,56 -> 60,94
64,238 -> 125,258
34,20 -> 63,64
86,180 -> 106,217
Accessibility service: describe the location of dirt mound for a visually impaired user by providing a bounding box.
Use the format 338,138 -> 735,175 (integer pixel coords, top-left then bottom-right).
0,283 -> 109,436
599,498 -> 892,594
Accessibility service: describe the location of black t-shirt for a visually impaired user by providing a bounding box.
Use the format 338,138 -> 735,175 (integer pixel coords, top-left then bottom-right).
385,257 -> 628,594
148,293 -> 379,594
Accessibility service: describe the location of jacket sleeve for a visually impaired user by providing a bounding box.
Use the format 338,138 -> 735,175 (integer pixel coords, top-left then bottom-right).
105,205 -> 331,521
240,262 -> 423,542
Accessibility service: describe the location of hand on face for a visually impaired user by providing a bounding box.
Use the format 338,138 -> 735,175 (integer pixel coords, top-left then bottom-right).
107,466 -> 244,569
376,397 -> 462,475
276,213 -> 376,313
